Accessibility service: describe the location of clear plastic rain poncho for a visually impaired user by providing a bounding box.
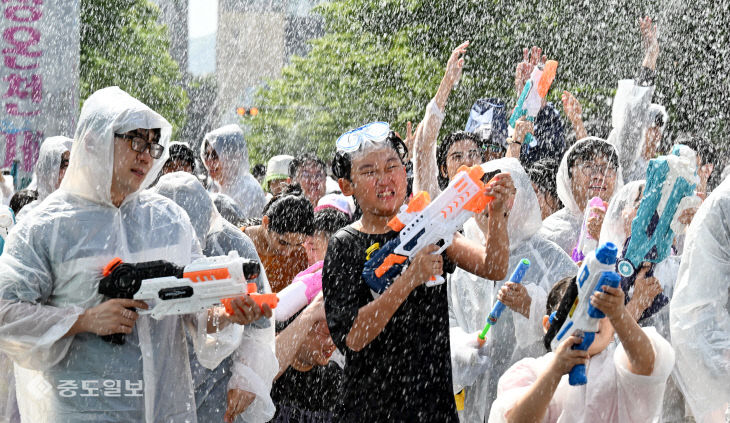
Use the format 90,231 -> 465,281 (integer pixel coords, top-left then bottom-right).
202,125 -> 267,220
539,137 -> 624,255
670,177 -> 730,423
16,136 -> 73,220
0,86 -> 233,422
448,158 -> 578,422
606,78 -> 664,183
599,179 -> 691,422
153,172 -> 277,422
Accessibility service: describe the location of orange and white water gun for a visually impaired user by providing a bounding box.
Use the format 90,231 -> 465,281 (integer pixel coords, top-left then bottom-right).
362,165 -> 501,294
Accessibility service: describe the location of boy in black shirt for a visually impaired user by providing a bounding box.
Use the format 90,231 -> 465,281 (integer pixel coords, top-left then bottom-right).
323,123 -> 514,421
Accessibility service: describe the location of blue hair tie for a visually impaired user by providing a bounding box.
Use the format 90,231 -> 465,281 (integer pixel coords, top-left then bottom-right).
548,311 -> 557,325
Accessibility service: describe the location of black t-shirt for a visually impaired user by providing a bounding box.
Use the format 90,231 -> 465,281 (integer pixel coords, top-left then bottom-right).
322,226 -> 458,422
271,361 -> 343,423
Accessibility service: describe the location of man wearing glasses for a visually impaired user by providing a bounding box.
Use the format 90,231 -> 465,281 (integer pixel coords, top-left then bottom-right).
0,87 -> 259,422
289,153 -> 328,207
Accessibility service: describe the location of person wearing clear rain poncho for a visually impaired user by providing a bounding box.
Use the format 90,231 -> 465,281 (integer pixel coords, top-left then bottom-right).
599,179 -> 696,423
202,124 -> 267,220
445,159 -> 577,422
153,171 -> 278,423
670,176 -> 730,423
0,86 -> 248,422
538,136 -> 623,256
15,136 -> 73,220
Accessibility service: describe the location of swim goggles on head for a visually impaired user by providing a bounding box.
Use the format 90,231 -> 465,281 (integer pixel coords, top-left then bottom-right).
335,121 -> 390,153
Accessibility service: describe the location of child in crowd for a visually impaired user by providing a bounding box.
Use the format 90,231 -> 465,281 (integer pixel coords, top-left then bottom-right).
527,158 -> 562,220
323,123 -> 514,421
490,275 -> 675,422
241,185 -> 313,293
271,206 -> 351,423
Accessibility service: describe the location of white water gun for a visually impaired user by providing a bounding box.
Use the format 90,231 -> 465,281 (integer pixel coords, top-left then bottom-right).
363,164 -> 501,293
99,251 -> 278,344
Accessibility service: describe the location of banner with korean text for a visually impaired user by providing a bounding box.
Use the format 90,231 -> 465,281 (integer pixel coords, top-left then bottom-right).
1,0 -> 79,190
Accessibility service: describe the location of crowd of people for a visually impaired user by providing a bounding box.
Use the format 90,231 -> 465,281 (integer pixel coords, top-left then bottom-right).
0,15 -> 728,423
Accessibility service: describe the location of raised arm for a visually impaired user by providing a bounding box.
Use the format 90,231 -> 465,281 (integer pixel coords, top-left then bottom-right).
608,16 -> 660,172
562,91 -> 588,141
591,285 -> 655,375
413,41 -> 469,198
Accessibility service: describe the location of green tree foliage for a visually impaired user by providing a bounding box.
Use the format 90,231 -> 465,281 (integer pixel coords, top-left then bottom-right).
80,0 -> 188,133
249,0 -> 728,165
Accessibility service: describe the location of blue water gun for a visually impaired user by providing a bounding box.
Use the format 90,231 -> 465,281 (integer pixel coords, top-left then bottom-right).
477,258 -> 531,346
550,242 -> 620,385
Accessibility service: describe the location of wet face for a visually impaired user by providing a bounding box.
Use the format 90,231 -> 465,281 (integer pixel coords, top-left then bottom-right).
303,231 -> 329,265
483,143 -> 505,163
57,151 -> 70,187
570,154 -> 617,210
294,162 -> 326,206
264,226 -> 307,256
111,128 -> 159,205
268,178 -> 289,196
697,156 -> 714,189
162,159 -> 193,175
532,182 -> 560,220
203,142 -> 222,184
348,147 -> 408,218
295,319 -> 336,368
443,139 -> 483,181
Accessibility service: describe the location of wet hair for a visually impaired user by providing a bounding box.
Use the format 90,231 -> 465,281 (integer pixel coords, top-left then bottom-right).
9,189 -> 38,215
566,138 -> 619,179
543,276 -> 578,351
252,163 -> 266,180
262,184 -> 314,235
528,158 -> 561,204
166,143 -> 195,169
436,131 -> 482,190
312,207 -> 351,238
331,131 -> 408,180
289,153 -> 326,179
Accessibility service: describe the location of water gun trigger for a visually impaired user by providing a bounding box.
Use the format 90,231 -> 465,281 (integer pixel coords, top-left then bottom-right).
374,254 -> 408,278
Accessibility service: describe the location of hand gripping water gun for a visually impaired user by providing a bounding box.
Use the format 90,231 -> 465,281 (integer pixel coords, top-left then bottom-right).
617,145 -> 700,278
477,258 -> 531,346
275,261 -> 323,322
616,145 -> 701,320
509,60 -> 559,147
99,250 -> 278,344
362,165 -> 501,294
0,206 -> 15,255
549,242 -> 621,385
572,197 -> 608,262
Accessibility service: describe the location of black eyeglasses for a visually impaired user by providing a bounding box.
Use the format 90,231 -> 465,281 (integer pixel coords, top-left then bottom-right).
116,134 -> 165,159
